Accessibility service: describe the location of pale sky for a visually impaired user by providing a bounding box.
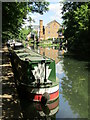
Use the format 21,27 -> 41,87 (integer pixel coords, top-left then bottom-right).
23,0 -> 63,27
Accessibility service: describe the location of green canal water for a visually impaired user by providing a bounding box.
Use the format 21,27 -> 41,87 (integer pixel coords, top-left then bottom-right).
20,46 -> 88,119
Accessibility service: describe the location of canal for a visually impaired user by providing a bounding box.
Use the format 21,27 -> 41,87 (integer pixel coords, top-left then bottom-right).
19,45 -> 88,119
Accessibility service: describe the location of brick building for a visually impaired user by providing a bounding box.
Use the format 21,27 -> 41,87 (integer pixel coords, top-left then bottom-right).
39,20 -> 61,40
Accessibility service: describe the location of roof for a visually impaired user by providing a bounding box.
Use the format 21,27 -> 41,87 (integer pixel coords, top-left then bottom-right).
46,20 -> 61,26
14,48 -> 50,62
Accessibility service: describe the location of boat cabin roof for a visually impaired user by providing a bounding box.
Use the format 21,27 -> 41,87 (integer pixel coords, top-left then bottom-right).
14,48 -> 51,62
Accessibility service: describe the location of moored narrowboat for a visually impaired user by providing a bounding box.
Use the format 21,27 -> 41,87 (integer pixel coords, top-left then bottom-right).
9,47 -> 59,105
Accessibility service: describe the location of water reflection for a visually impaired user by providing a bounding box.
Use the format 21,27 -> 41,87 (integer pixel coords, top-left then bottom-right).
38,47 -> 60,64
56,57 -> 88,118
20,98 -> 59,119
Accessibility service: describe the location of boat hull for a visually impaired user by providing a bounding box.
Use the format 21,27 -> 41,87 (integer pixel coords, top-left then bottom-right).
17,81 -> 59,103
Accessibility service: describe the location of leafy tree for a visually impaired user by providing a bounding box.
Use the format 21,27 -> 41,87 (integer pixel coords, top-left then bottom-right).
62,2 -> 90,55
18,27 -> 31,41
2,1 -> 49,41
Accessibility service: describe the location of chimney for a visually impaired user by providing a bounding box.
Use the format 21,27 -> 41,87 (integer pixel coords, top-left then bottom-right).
39,20 -> 43,40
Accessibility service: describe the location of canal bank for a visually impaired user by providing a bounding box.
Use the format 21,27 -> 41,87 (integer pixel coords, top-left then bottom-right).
0,45 -> 23,119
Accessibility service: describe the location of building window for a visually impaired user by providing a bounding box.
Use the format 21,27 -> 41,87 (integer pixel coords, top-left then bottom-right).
48,26 -> 50,28
48,31 -> 50,34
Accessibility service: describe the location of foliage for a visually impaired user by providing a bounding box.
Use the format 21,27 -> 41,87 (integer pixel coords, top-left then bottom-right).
62,2 -> 90,55
48,38 -> 53,41
58,28 -> 62,33
58,27 -> 64,35
28,40 -> 33,46
32,30 -> 38,40
38,42 -> 59,47
2,1 -> 49,41
18,27 -> 31,40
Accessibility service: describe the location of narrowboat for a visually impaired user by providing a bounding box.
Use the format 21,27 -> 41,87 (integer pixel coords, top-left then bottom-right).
7,39 -> 23,48
9,47 -> 59,105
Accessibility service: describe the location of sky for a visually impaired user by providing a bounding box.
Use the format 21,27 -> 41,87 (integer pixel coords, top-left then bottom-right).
24,0 -> 63,27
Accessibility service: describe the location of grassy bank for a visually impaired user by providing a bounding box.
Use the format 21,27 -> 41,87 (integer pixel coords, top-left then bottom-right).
38,43 -> 59,47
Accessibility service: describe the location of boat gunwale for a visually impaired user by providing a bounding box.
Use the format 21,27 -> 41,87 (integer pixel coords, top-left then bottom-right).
17,80 -> 59,88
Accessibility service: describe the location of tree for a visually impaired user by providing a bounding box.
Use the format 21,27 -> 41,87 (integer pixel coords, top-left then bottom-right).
2,1 -> 49,41
18,27 -> 31,41
62,2 -> 90,56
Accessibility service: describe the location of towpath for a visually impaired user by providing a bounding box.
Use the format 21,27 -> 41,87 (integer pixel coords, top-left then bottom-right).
0,44 -> 23,119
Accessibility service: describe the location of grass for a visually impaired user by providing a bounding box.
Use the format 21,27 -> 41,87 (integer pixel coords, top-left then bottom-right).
38,43 -> 60,47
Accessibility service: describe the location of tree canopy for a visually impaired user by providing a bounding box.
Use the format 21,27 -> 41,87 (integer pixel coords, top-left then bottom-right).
2,1 -> 49,41
62,2 -> 90,56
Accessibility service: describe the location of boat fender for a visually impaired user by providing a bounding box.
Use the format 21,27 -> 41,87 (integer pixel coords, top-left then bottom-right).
41,92 -> 50,105
41,104 -> 50,115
